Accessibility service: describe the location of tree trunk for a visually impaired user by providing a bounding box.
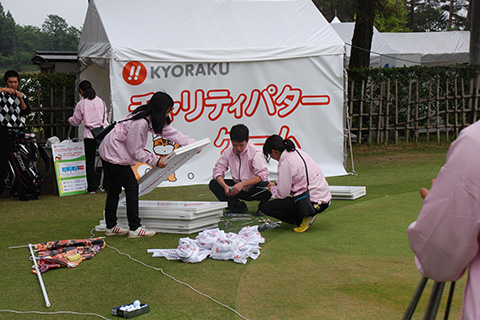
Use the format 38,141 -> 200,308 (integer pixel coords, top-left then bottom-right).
448,0 -> 454,29
409,0 -> 415,31
466,0 -> 472,30
349,0 -> 375,68
471,0 -> 480,65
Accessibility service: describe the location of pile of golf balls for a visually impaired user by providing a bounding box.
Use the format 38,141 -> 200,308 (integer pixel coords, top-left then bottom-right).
119,300 -> 141,312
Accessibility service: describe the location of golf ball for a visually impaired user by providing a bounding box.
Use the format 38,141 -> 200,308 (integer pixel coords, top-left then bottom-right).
134,300 -> 141,307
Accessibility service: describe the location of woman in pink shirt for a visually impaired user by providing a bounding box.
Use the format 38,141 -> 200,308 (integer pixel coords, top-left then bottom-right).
408,120 -> 480,319
262,135 -> 331,232
99,92 -> 196,238
68,80 -> 109,193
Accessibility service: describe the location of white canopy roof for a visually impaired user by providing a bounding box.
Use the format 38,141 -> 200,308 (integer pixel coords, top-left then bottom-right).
330,20 -> 470,67
79,0 -> 344,63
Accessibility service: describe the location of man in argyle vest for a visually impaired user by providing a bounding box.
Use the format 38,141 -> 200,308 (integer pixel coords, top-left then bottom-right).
0,70 -> 31,195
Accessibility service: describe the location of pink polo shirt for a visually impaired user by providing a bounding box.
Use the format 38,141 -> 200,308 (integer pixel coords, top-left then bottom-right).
270,149 -> 331,204
212,142 -> 269,192
408,120 -> 480,319
68,96 -> 109,139
99,115 -> 195,167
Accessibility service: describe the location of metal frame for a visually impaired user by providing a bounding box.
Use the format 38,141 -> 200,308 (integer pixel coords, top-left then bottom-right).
402,276 -> 456,320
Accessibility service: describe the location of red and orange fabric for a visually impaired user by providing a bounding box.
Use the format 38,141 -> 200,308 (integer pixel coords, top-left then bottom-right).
33,238 -> 106,274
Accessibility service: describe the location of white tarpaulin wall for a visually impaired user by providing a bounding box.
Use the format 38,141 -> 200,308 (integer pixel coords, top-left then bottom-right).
78,0 -> 347,187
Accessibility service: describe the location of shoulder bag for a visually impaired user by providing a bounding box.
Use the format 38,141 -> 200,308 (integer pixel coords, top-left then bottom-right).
292,150 -> 316,217
92,116 -> 147,142
88,102 -> 108,140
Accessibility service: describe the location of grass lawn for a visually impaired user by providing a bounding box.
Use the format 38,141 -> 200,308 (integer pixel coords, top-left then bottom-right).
0,143 -> 465,319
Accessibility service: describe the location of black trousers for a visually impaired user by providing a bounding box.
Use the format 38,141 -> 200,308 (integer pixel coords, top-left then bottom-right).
103,161 -> 141,231
0,127 -> 16,195
261,198 -> 330,226
84,138 -> 99,192
209,178 -> 271,210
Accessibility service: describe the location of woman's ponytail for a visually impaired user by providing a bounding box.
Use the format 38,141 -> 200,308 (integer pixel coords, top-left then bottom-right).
79,80 -> 96,100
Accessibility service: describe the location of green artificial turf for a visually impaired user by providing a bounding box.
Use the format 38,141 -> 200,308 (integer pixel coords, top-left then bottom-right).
0,143 -> 466,319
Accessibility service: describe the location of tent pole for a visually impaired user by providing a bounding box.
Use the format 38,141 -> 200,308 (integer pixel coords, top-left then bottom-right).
29,244 -> 51,307
344,59 -> 356,175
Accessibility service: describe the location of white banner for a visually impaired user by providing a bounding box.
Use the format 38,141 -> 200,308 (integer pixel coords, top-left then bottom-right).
109,56 -> 346,186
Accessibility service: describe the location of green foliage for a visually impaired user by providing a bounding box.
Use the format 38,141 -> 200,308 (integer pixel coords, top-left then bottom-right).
311,0 -> 358,22
15,25 -> 49,52
41,15 -> 80,51
348,64 -> 480,83
374,0 -> 410,32
436,0 -> 468,30
414,3 -> 448,31
0,3 -> 16,57
0,4 -> 81,71
407,0 -> 468,32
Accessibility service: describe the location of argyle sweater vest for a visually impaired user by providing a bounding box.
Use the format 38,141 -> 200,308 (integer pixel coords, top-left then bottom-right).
0,91 -> 27,127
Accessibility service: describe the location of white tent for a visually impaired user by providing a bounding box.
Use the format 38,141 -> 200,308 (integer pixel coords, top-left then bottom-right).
330,20 -> 388,68
379,31 -> 470,66
330,18 -> 470,67
78,0 -> 347,186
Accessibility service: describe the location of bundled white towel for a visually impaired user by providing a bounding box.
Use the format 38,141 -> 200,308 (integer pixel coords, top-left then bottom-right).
148,226 -> 265,264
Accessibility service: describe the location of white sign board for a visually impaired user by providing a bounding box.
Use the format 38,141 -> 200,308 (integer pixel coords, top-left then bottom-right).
51,141 -> 87,196
120,138 -> 210,200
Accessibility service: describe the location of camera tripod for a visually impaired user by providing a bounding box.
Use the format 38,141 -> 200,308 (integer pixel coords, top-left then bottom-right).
402,276 -> 456,320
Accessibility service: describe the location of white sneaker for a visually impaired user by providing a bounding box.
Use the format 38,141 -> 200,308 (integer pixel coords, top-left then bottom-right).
128,226 -> 156,238
105,225 -> 129,236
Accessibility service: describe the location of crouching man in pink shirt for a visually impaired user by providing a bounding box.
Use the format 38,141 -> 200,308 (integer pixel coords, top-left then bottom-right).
408,120 -> 480,319
209,124 -> 271,216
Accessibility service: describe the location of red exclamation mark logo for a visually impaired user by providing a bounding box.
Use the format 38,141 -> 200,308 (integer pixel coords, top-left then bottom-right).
122,61 -> 147,86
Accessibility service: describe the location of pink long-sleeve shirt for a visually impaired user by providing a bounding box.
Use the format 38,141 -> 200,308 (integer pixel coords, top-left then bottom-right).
99,115 -> 195,167
212,142 -> 269,192
270,149 -> 331,204
408,120 -> 480,320
68,96 -> 109,139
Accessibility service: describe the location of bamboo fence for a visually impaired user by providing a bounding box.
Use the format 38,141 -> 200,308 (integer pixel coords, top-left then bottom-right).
347,72 -> 480,145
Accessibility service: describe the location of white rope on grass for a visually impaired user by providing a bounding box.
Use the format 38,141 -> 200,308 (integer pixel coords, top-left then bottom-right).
5,231 -> 250,320
90,228 -> 250,320
105,244 -> 250,320
4,242 -> 112,319
0,309 -> 111,319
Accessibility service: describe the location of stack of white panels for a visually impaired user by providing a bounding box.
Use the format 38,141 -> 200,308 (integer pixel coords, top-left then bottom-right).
96,200 -> 227,234
329,186 -> 366,200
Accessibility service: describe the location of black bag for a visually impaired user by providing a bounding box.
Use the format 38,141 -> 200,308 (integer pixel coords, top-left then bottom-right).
8,134 -> 51,200
293,190 -> 316,216
293,150 -> 316,217
91,121 -> 116,142
90,126 -> 105,138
